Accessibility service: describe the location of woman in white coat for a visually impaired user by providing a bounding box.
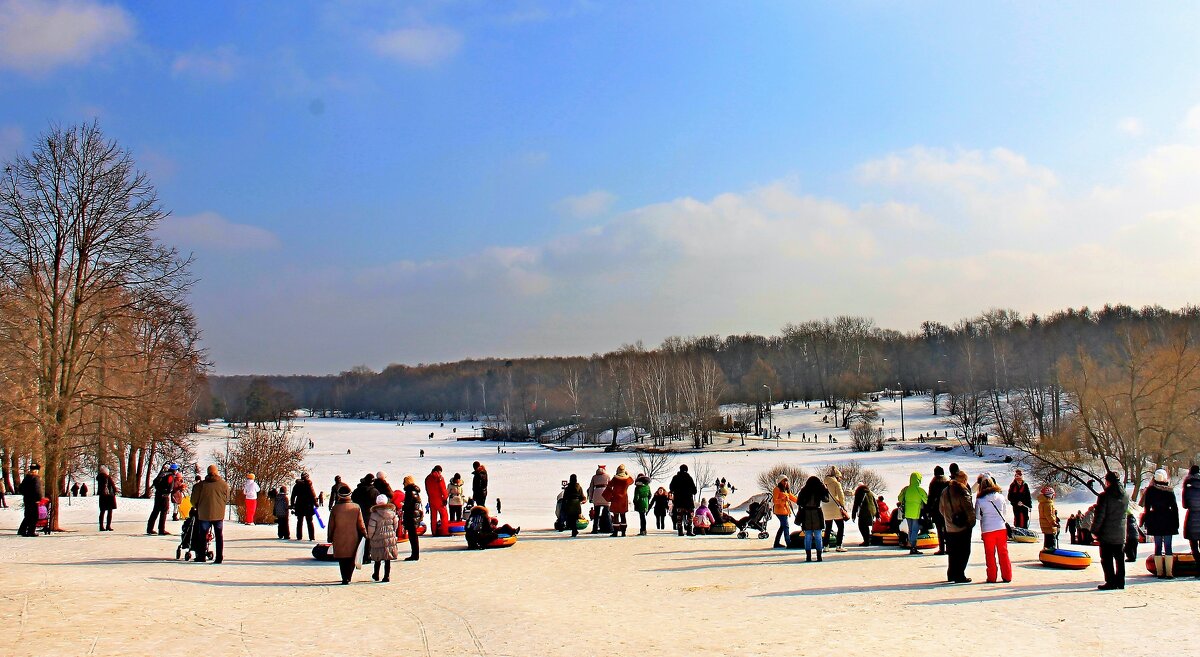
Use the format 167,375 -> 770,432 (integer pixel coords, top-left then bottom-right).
821,466 -> 848,551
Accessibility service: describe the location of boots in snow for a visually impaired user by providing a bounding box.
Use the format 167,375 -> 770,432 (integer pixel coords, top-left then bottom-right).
1164,556 -> 1174,579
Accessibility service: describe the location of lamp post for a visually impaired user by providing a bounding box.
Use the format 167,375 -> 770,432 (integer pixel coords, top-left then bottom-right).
934,380 -> 945,416
897,381 -> 906,442
763,384 -> 774,446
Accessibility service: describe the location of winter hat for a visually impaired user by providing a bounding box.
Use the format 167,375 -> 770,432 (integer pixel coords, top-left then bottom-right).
99,465 -> 109,476
247,473 -> 255,480
207,464 -> 219,477
1154,469 -> 1169,484
1104,471 -> 1121,488
375,494 -> 388,505
337,486 -> 352,499
948,463 -> 959,477
679,464 -> 688,472
616,464 -> 628,476
934,465 -> 945,477
828,465 -> 841,479
403,475 -> 415,486
376,471 -> 387,481
596,465 -> 606,474
1041,485 -> 1055,498
29,463 -> 40,471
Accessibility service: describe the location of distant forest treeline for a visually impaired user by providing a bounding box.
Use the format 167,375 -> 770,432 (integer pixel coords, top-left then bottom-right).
206,304 -> 1200,450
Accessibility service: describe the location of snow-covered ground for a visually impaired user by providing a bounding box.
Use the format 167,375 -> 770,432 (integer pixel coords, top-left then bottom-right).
1,396 -> 1191,656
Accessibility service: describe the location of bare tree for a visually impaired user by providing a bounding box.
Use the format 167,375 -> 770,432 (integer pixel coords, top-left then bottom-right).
0,123 -> 199,528
216,423 -> 306,523
756,463 -> 810,493
691,457 -> 716,501
632,448 -> 675,484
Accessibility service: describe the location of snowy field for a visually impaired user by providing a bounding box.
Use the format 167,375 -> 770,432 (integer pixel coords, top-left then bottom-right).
1,397 -> 1196,656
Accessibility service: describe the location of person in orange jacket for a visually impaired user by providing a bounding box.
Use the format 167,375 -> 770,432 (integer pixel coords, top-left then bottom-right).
424,465 -> 450,536
771,477 -> 798,548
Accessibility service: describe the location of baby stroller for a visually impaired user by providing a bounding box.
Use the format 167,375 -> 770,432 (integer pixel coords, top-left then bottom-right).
176,510 -> 214,561
736,500 -> 771,540
36,498 -> 52,535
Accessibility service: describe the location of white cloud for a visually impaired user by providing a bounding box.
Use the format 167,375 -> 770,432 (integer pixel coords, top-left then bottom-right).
172,45 -> 240,81
370,26 -> 462,66
555,190 -> 616,219
157,212 -> 281,251
0,0 -> 134,75
1117,117 -> 1143,137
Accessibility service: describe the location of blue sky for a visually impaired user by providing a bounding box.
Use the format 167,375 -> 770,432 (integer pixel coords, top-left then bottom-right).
3,1 -> 1200,374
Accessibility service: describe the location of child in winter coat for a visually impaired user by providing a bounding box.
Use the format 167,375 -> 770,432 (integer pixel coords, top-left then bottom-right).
651,487 -> 670,530
273,486 -> 290,539
1037,486 -> 1059,550
367,494 -> 400,582
692,501 -> 714,535
448,473 -> 465,522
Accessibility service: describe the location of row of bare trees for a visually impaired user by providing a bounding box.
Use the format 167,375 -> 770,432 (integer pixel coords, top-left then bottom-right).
0,124 -> 208,526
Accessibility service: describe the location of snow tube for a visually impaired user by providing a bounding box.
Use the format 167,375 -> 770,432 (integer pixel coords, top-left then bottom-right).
576,518 -> 589,530
448,521 -> 466,534
1144,554 -> 1198,577
915,533 -> 939,550
872,532 -> 899,546
1009,527 -> 1039,543
486,534 -> 517,549
1039,548 -> 1092,570
311,543 -> 337,562
708,521 -> 737,535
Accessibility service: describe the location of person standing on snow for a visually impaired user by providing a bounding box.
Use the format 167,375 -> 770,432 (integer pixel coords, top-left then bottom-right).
1182,465 -> 1200,576
471,461 -> 489,508
448,473 -> 466,522
290,472 -> 319,541
974,473 -> 1012,583
146,465 -> 174,535
1007,469 -> 1033,529
898,472 -> 928,555
1093,471 -> 1130,590
272,485 -> 290,539
772,477 -> 797,549
327,485 -> 365,585
850,482 -> 877,547
367,493 -> 400,582
97,466 -> 118,532
821,466 -> 849,552
601,464 -> 633,537
190,465 -> 229,563
560,474 -> 586,537
242,474 -> 260,525
1140,469 -> 1179,578
1038,485 -> 1060,551
939,470 -> 976,584
401,475 -> 423,561
424,465 -> 449,536
927,466 -> 950,555
588,465 -> 611,534
17,463 -> 43,537
669,464 -> 697,537
633,474 -> 652,536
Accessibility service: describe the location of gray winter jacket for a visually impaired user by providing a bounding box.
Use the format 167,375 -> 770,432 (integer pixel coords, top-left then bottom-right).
1091,486 -> 1130,545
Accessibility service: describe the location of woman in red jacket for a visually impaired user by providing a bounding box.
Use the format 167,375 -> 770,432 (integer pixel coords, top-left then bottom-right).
603,464 -> 634,537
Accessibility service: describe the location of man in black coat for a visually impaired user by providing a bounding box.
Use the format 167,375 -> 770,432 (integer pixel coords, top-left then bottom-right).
402,480 -> 422,561
472,461 -> 488,508
669,464 -> 697,536
1093,471 -> 1130,591
927,466 -> 950,554
1007,469 -> 1032,529
290,472 -> 319,541
18,463 -> 44,537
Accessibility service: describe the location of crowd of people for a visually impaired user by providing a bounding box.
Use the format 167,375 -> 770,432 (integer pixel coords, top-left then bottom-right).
9,450 -> 1200,592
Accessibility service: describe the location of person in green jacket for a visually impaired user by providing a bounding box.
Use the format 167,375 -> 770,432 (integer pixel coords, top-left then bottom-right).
633,474 -> 652,536
898,472 -> 928,554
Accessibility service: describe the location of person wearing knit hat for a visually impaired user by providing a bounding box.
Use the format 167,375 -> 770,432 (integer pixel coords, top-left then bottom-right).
367,492 -> 399,582
588,465 -> 612,534
327,484 -> 366,584
401,476 -> 423,561
1037,484 -> 1060,551
243,474 -> 260,525
1140,468 -> 1180,578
